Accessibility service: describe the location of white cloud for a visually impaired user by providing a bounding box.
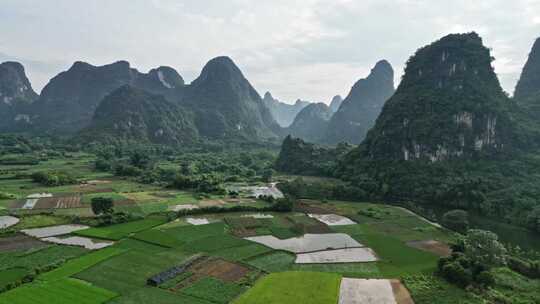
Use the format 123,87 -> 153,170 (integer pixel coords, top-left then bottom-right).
0,0 -> 539,99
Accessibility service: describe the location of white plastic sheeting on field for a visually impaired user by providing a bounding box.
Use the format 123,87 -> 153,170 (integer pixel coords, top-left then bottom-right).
42,236 -> 113,250
339,279 -> 397,304
169,204 -> 199,211
308,214 -> 356,226
241,213 -> 274,219
0,216 -> 19,229
21,224 -> 89,238
245,233 -> 362,253
295,247 -> 378,263
186,217 -> 210,225
22,193 -> 53,209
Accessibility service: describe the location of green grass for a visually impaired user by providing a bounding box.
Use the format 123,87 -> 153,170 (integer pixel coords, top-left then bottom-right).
0,268 -> 27,288
244,251 -> 295,273
81,192 -> 127,204
183,234 -> 251,253
75,247 -> 193,295
162,222 -> 227,243
0,278 -> 117,304
38,247 -> 125,281
11,215 -> 71,230
354,224 -> 440,277
180,277 -> 246,304
108,287 -> 212,304
212,244 -> 273,262
75,217 -> 167,240
0,246 -> 87,272
131,229 -> 184,248
403,274 -> 481,304
291,262 -> 380,277
233,271 -> 341,304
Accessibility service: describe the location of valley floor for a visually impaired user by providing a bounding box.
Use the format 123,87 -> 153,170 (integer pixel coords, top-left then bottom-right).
0,154 -> 539,303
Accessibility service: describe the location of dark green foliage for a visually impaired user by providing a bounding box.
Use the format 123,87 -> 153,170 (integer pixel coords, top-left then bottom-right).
356,33 -> 520,161
90,197 -> 114,215
30,170 -> 76,186
442,209 -> 469,233
324,60 -> 395,144
182,56 -> 280,141
275,136 -> 353,176
0,61 -> 38,132
507,257 -> 540,279
30,61 -> 185,134
78,85 -> 198,146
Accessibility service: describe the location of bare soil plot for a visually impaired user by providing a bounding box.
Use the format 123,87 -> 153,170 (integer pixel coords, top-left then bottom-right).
406,240 -> 451,256
186,217 -> 210,225
0,215 -> 19,229
295,248 -> 378,264
33,195 -> 83,209
225,198 -> 256,204
245,233 -> 363,253
308,214 -> 356,226
190,258 -> 250,282
21,224 -> 90,238
169,204 -> 200,211
42,236 -> 114,250
199,199 -> 226,207
339,278 -> 397,304
0,233 -> 48,252
295,200 -> 336,214
390,279 -> 414,304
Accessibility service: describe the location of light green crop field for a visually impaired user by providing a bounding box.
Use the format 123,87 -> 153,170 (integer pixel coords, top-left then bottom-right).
180,277 -> 246,304
38,247 -> 125,281
0,278 -> 117,304
233,271 -> 341,304
0,246 -> 88,273
75,247 -> 193,295
75,216 -> 168,240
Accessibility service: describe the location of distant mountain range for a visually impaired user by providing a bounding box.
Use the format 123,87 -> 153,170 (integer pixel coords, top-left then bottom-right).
262,92 -> 310,127
285,60 -> 395,145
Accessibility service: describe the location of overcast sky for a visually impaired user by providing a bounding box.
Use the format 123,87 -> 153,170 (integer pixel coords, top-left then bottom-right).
1,0 -> 539,103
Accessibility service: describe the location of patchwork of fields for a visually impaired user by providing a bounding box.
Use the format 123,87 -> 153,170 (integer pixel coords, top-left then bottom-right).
1,195 -> 461,303
2,154 -> 537,304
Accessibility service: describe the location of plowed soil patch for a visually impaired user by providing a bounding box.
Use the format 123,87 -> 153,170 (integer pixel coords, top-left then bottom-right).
295,200 -> 336,214
190,258 -> 250,282
391,280 -> 414,304
406,240 -> 451,257
0,234 -> 48,252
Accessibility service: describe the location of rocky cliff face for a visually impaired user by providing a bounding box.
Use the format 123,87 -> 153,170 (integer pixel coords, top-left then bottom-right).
324,60 -> 395,144
31,61 -> 184,134
79,85 -> 197,145
181,56 -> 280,140
262,92 -> 310,127
514,37 -> 540,102
329,95 -> 343,113
286,103 -> 333,142
358,33 -> 516,161
0,62 -> 38,130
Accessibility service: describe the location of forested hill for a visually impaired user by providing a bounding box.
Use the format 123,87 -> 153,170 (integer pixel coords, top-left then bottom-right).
514,37 -> 540,102
324,60 -> 395,145
357,33 -> 520,161
181,56 -> 281,141
78,85 -> 198,146
0,62 -> 38,131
